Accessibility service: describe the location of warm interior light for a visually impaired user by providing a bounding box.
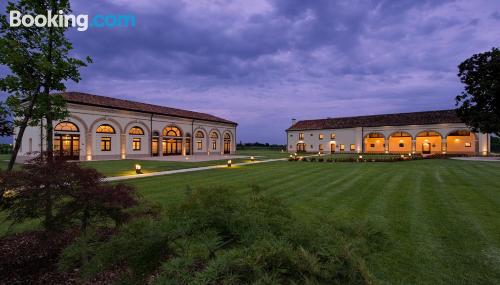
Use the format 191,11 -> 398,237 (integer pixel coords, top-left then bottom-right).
227,160 -> 232,167
455,139 -> 460,142
135,164 -> 142,174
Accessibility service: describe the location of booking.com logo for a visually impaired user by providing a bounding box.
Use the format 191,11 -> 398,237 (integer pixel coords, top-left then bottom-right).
9,10 -> 136,31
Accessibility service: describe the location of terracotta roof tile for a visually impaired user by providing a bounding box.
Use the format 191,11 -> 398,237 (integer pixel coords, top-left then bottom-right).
59,92 -> 237,125
287,110 -> 462,131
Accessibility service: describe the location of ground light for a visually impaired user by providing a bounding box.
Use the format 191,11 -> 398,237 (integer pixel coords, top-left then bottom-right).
135,164 -> 142,174
227,160 -> 232,167
250,156 -> 255,162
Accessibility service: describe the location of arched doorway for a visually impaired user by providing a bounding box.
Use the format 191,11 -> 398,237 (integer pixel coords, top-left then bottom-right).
364,133 -> 385,153
223,133 -> 231,154
416,131 -> 442,154
388,131 -> 412,153
210,131 -> 219,153
297,143 -> 306,152
446,130 -> 476,154
54,121 -> 80,160
162,126 -> 183,156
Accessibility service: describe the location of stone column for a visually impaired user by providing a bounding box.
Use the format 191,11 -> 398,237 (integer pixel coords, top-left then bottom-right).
182,137 -> 186,156
441,138 -> 447,154
86,132 -> 92,160
411,139 -> 416,154
159,137 -> 163,156
120,134 -> 127,159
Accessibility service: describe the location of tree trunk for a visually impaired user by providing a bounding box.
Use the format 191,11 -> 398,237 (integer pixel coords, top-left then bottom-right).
7,91 -> 39,171
44,1 -> 55,161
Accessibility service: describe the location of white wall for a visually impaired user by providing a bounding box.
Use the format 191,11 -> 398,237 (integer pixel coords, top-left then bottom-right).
14,103 -> 237,162
287,123 -> 491,155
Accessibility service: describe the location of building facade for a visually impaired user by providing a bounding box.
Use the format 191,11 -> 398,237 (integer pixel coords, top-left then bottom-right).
286,110 -> 491,155
15,92 -> 237,162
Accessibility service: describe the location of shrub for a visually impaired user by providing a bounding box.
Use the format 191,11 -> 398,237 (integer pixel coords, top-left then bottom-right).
76,186 -> 385,284
309,157 -> 316,162
318,157 -> 324,162
326,158 -> 334,162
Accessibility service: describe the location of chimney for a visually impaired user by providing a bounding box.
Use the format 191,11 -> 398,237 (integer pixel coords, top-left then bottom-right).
291,118 -> 297,126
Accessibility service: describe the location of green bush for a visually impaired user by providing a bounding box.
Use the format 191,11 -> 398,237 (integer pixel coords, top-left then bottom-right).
69,186 -> 385,284
309,157 -> 316,162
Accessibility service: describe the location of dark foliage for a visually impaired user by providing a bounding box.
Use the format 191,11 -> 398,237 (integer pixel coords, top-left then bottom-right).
70,186 -> 386,284
0,143 -> 12,154
456,47 -> 500,136
0,156 -> 138,232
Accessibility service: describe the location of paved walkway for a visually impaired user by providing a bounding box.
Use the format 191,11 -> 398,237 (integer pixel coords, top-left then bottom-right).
103,157 -> 287,182
451,157 -> 500,162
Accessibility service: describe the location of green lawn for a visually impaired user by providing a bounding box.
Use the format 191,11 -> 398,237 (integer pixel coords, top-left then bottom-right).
0,149 -> 289,177
2,149 -> 500,283
81,149 -> 288,177
119,158 -> 500,284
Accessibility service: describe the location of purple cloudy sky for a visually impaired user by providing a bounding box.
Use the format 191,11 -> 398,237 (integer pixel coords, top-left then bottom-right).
1,0 -> 500,144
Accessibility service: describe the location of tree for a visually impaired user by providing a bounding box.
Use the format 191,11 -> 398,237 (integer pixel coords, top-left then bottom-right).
0,0 -> 91,169
0,155 -> 138,233
456,47 -> 500,136
0,102 -> 13,136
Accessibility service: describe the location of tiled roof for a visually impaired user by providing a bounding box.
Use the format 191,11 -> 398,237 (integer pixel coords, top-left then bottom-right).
59,92 -> 237,125
287,109 -> 462,131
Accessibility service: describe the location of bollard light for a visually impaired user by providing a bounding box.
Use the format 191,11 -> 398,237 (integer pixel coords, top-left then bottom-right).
250,156 -> 255,162
359,155 -> 363,159
227,160 -> 232,167
135,164 -> 142,174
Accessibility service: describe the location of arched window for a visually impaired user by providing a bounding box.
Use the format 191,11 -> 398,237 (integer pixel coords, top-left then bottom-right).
163,126 -> 182,137
417,131 -> 441,137
366,133 -> 384,138
224,133 -> 231,139
129,126 -> 144,135
195,131 -> 205,138
210,132 -> 219,139
390,131 -> 411,137
96,124 -> 115,134
54,121 -> 79,132
448,130 -> 471,136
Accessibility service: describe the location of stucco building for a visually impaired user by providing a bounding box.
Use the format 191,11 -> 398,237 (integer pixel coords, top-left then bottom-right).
286,110 -> 491,155
15,92 -> 237,161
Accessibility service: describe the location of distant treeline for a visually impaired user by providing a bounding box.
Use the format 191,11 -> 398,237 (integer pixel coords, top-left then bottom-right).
492,136 -> 500,153
0,143 -> 12,154
237,142 -> 286,150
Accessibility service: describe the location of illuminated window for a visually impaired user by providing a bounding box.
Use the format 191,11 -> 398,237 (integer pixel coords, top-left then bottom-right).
465,142 -> 471,147
197,140 -> 203,150
399,143 -> 405,147
210,132 -> 219,139
101,137 -> 111,151
319,144 -> 323,151
163,126 -> 182,137
96,124 -> 115,134
319,134 -> 324,140
212,141 -> 217,150
339,144 -> 345,151
350,144 -> 356,151
331,133 -> 336,139
129,126 -> 144,135
299,133 -> 304,140
132,138 -> 141,150
195,131 -> 205,138
55,122 -> 79,132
